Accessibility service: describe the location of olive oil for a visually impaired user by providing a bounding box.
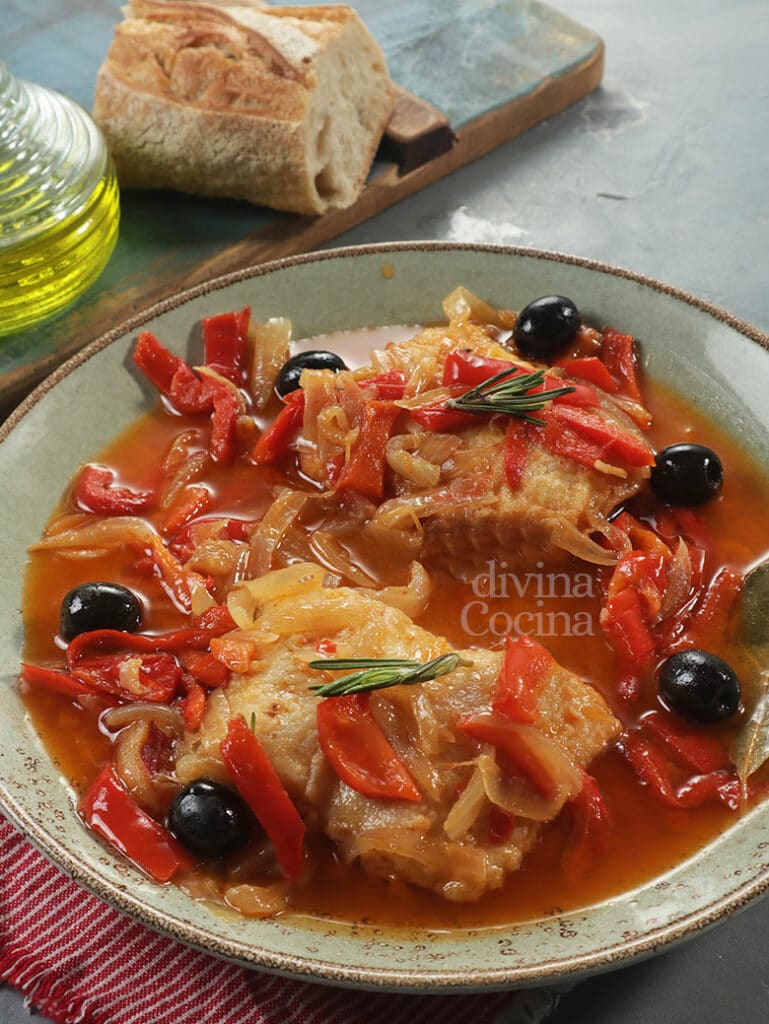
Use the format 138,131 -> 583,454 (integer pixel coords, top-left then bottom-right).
0,62 -> 120,336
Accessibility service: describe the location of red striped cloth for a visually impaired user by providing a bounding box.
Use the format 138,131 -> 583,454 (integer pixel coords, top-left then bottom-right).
0,815 -> 534,1024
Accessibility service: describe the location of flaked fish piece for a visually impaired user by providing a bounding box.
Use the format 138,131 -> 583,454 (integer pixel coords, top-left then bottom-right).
175,574 -> 620,901
294,320 -> 653,578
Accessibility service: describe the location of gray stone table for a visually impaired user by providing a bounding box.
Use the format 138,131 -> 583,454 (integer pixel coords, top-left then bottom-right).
2,0 -> 768,1020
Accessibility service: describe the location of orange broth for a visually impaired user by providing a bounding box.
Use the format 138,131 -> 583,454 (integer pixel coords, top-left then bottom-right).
20,326 -> 769,930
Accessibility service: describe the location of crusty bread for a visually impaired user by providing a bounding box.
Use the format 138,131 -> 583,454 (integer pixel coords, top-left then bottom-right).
93,1 -> 395,215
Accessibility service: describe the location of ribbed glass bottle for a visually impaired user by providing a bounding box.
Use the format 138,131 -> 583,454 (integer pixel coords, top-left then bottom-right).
0,62 -> 120,336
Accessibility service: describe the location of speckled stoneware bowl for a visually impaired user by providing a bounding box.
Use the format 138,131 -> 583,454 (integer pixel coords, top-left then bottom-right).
2,243 -> 769,993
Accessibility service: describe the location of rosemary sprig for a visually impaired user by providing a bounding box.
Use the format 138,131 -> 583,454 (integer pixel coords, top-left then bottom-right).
308,652 -> 472,698
446,368 -> 576,427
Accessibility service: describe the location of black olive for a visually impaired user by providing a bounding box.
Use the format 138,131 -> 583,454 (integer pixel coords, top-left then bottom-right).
275,350 -> 348,397
650,443 -> 724,506
59,582 -> 143,641
512,295 -> 581,359
169,779 -> 253,860
658,649 -> 740,723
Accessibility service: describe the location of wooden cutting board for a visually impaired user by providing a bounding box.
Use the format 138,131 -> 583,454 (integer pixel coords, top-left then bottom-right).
0,0 -> 603,415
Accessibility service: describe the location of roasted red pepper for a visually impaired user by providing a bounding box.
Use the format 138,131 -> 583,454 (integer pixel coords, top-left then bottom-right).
316,693 -> 422,802
442,350 -> 524,388
180,679 -> 207,731
180,650 -> 230,689
209,382 -> 241,464
21,662 -> 96,700
622,731 -> 740,811
456,713 -> 558,799
220,716 -> 306,880
539,406 -> 654,469
690,567 -> 742,630
641,710 -> 730,774
359,371 -> 408,400
133,332 -> 213,414
601,326 -> 643,403
410,402 -> 478,432
504,419 -> 529,490
601,587 -> 657,668
554,356 -> 619,394
561,770 -> 609,879
252,390 -> 305,465
492,635 -> 551,723
75,464 -> 155,516
334,400 -> 402,501
80,763 -> 194,882
202,307 -> 250,387
161,485 -> 212,537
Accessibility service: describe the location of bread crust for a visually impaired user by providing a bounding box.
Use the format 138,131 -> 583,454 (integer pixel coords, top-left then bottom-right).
93,1 -> 394,215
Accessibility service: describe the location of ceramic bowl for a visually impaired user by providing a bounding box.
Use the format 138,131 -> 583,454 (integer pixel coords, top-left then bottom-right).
2,243 -> 769,992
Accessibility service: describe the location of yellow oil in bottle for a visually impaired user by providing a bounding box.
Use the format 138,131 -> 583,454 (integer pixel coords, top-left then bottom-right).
0,63 -> 120,336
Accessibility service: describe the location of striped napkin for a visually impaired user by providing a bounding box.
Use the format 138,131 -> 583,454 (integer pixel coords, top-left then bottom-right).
0,815 -> 559,1024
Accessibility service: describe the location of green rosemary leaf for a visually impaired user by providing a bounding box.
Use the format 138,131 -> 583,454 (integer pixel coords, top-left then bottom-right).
308,652 -> 472,698
445,367 -> 576,422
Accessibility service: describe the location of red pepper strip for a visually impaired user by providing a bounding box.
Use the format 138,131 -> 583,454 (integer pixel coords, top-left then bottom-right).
316,694 -> 422,802
66,613 -> 235,666
613,511 -> 672,562
504,418 -> 529,489
209,382 -> 241,464
487,806 -> 516,845
161,485 -> 212,537
410,402 -> 479,432
540,406 -> 655,468
252,390 -> 305,465
622,731 -> 740,810
607,550 -> 667,620
181,679 -> 207,731
642,710 -> 731,774
72,651 -> 182,704
324,451 -> 345,488
133,331 -> 184,392
601,587 -> 657,667
21,662 -> 95,700
169,362 -> 214,414
492,635 -> 552,723
202,307 -> 250,387
456,713 -> 557,799
75,464 -> 155,516
334,401 -> 402,501
315,638 -> 337,656
690,567 -> 742,630
442,350 -> 526,388
180,650 -> 230,688
220,716 -> 306,880
561,770 -> 609,879
554,356 -> 619,394
534,375 -> 599,408
133,332 -> 214,414
359,371 -> 408,400
80,763 -> 194,881
601,326 -> 643,403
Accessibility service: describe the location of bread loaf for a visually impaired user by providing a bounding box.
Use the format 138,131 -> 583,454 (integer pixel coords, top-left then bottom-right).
93,1 -> 395,215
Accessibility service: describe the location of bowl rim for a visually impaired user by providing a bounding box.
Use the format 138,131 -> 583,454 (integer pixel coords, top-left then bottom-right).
2,240 -> 769,992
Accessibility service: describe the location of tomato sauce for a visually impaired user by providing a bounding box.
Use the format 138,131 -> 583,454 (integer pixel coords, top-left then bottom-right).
20,325 -> 769,929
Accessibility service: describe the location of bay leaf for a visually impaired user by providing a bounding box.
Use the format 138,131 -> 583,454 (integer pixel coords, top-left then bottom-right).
733,561 -> 769,787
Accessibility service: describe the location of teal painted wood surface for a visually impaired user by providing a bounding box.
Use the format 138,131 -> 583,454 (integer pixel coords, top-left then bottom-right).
0,0 -> 601,407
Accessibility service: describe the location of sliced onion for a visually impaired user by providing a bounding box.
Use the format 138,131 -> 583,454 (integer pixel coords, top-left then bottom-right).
160,451 -> 209,510
611,394 -> 653,430
228,561 -> 326,630
658,538 -> 692,622
114,720 -> 177,815
442,286 -> 516,329
194,366 -> 247,413
102,702 -> 184,736
550,520 -> 619,566
366,561 -> 432,618
248,317 -> 291,410
416,433 -> 461,466
30,517 -> 157,552
247,489 -> 309,577
308,531 -> 377,587
386,435 -> 441,488
475,730 -> 582,823
443,766 -> 487,840
224,882 -> 290,918
186,538 -> 242,576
